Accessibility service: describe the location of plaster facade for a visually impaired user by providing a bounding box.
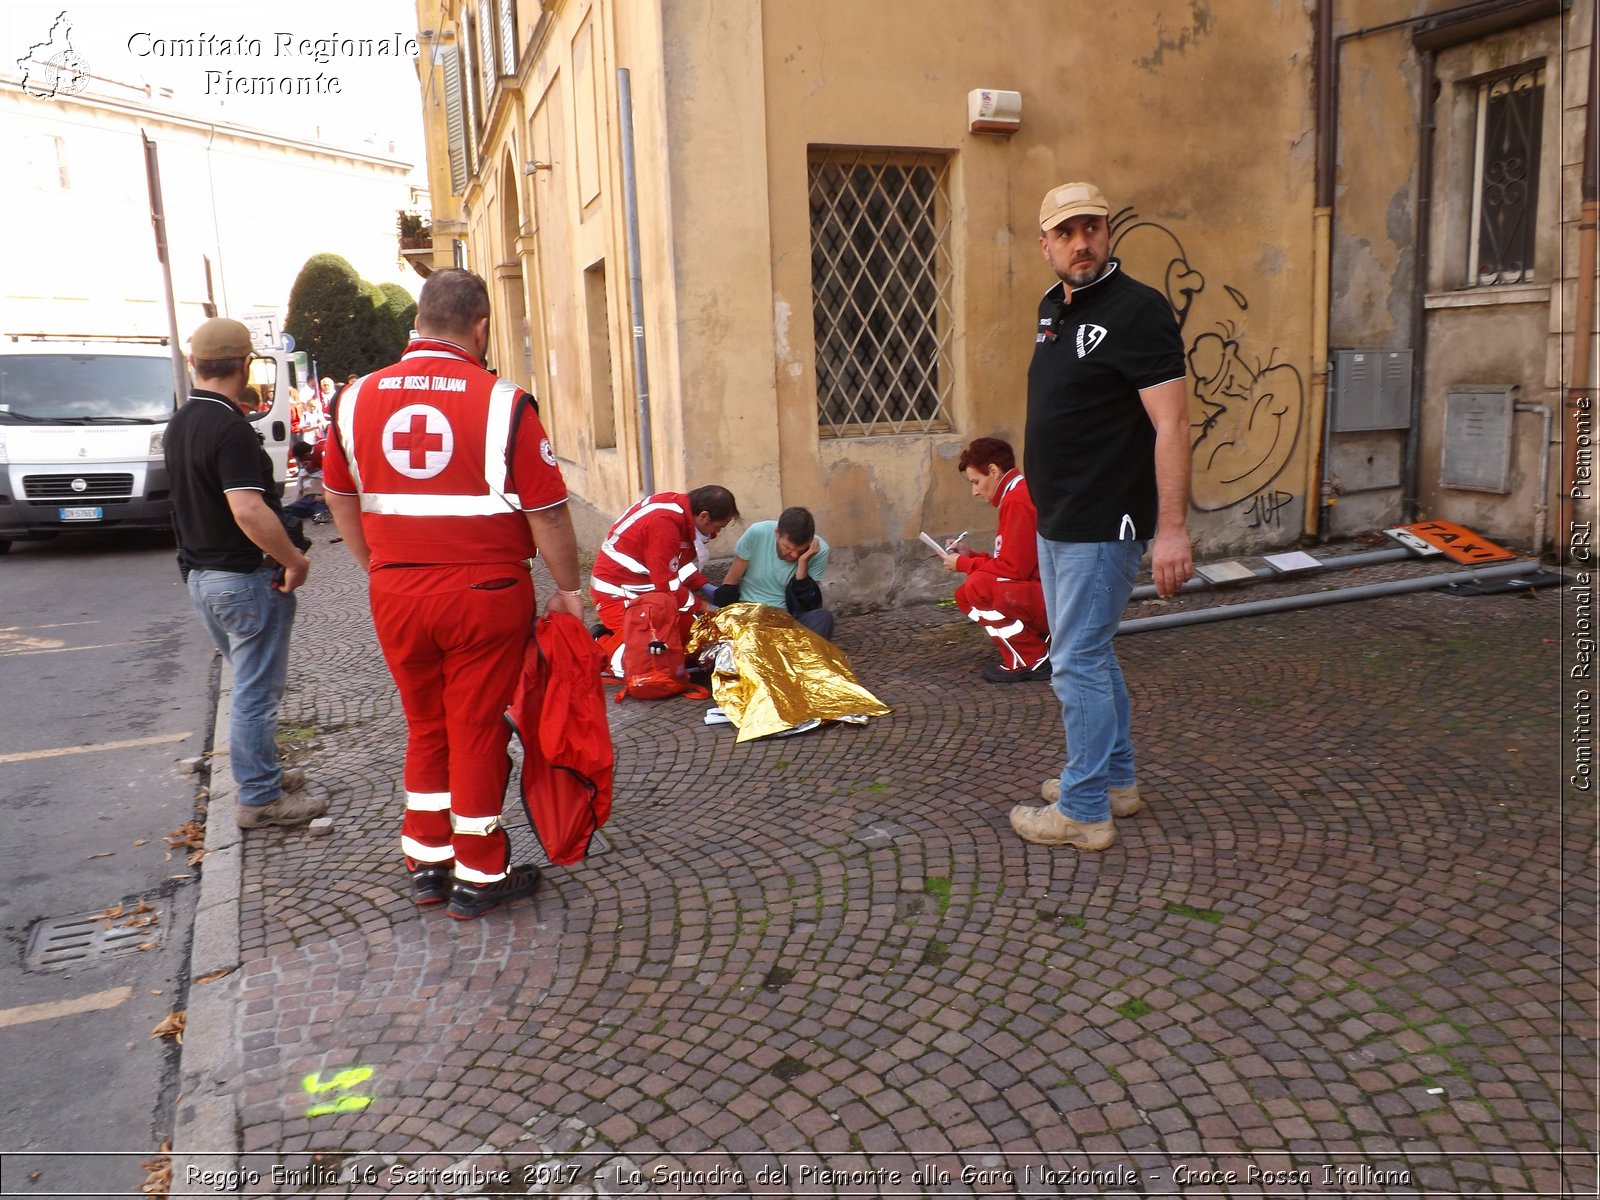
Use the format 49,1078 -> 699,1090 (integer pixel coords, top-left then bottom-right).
421,0 -> 1592,608
1327,0 -> 1590,553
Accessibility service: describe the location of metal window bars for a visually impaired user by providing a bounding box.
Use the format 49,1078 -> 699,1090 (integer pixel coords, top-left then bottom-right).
809,149 -> 954,437
1471,64 -> 1543,287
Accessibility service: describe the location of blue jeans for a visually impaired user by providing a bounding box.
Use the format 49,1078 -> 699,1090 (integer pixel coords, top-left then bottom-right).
1037,536 -> 1145,823
187,567 -> 296,808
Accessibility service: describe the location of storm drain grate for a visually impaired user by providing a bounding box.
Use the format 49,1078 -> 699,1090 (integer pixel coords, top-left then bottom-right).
25,906 -> 164,971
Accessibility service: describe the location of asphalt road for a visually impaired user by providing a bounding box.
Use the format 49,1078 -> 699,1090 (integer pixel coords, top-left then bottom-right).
0,530 -> 216,1196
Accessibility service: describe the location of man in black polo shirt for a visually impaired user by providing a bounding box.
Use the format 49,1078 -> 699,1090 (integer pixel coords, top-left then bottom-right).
1008,182 -> 1193,852
167,318 -> 325,829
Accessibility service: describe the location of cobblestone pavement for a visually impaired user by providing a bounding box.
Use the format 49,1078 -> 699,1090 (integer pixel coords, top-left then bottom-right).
210,526 -> 1593,1198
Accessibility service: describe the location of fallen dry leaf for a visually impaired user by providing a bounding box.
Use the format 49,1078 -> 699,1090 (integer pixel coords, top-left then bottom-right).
86,852 -> 114,860
137,941 -> 158,952
150,1011 -> 185,1044
186,849 -> 205,867
165,821 -> 204,850
131,839 -> 147,848
140,1141 -> 172,1197
195,968 -> 232,984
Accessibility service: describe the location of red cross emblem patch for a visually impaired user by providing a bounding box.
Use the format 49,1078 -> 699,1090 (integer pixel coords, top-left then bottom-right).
381,405 -> 453,478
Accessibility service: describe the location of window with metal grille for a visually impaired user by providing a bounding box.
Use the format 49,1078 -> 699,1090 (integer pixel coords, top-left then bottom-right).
1469,63 -> 1543,286
809,149 -> 953,437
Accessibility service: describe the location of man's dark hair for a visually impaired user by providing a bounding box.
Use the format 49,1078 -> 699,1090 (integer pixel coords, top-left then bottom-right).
776,506 -> 815,544
417,269 -> 491,337
193,357 -> 247,381
958,436 -> 1016,474
688,484 -> 739,523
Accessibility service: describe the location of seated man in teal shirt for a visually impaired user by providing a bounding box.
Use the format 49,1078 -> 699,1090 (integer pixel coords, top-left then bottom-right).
715,506 -> 835,640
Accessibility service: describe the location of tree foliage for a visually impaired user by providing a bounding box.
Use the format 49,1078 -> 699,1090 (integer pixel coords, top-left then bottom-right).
284,254 -> 415,380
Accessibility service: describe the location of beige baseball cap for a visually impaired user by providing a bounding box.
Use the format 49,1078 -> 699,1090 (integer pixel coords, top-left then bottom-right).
1039,181 -> 1109,231
189,317 -> 253,359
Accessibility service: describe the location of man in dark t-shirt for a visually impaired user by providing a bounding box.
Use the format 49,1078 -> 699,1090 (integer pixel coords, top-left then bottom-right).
1008,182 -> 1194,854
166,318 -> 325,829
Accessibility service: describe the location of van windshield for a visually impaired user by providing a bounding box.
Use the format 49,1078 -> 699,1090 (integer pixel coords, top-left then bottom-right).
0,353 -> 179,423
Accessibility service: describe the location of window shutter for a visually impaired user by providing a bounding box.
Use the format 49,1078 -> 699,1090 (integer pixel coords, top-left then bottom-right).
479,0 -> 497,97
498,0 -> 517,76
442,46 -> 467,194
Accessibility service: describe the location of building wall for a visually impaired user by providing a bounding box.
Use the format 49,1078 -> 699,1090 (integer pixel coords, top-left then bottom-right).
1326,0 -> 1585,553
428,0 -> 1323,601
0,78 -> 418,340
752,0 -> 1320,602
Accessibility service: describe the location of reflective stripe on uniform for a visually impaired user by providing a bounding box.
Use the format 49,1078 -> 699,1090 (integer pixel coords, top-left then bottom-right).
453,861 -> 510,884
360,491 -> 517,517
404,790 -> 452,811
483,379 -> 519,497
336,376 -> 368,492
591,576 -> 650,600
989,620 -> 1025,638
401,835 -> 453,863
600,543 -> 651,576
451,812 -> 503,837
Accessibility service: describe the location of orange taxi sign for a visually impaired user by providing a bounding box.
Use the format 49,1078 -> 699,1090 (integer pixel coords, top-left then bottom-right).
1387,520 -> 1515,564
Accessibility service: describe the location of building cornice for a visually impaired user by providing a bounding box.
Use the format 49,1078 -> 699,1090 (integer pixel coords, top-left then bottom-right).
0,72 -> 414,171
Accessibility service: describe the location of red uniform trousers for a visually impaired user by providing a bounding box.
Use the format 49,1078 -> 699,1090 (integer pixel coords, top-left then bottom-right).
591,591 -> 696,677
954,574 -> 1050,671
369,563 -> 534,884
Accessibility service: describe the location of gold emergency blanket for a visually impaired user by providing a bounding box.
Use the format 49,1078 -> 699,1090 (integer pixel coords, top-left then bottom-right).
687,603 -> 891,742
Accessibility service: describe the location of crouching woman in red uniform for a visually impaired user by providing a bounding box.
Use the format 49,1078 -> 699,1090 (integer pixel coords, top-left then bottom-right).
323,269 -> 585,920
937,437 -> 1051,682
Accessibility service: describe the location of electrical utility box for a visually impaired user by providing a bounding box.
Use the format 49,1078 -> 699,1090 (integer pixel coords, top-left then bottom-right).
1330,349 -> 1412,431
1441,385 -> 1516,493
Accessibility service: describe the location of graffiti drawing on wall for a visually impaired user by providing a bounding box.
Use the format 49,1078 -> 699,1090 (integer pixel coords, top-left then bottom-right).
1109,211 -> 1306,516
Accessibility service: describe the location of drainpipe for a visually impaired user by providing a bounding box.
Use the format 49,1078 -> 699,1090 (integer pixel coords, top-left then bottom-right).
1563,9 -> 1599,559
1118,558 -> 1539,634
1402,46 -> 1437,523
1128,545 -> 1416,601
1307,0 -> 1335,539
1515,403 -> 1553,554
617,67 -> 656,497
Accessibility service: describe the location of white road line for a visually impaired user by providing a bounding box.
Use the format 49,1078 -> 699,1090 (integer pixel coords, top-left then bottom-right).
0,639 -> 166,658
0,732 -> 191,765
0,986 -> 133,1029
0,621 -> 101,633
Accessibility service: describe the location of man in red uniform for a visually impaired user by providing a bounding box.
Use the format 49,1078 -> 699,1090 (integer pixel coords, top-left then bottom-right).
936,437 -> 1051,682
322,269 -> 585,921
589,485 -> 738,676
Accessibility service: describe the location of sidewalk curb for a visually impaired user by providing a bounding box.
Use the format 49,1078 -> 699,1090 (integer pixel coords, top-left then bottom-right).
170,671 -> 242,1185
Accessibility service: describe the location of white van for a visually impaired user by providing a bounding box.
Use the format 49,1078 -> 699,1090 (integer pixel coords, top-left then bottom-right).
0,333 -> 297,553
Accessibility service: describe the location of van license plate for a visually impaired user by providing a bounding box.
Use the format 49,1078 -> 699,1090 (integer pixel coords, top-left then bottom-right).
59,506 -> 103,521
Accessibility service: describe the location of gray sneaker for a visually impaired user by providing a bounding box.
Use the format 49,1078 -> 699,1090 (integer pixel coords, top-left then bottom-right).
236,792 -> 328,829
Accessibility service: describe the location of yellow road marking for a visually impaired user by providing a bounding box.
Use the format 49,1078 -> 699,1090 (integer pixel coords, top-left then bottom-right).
0,986 -> 133,1029
0,732 -> 190,765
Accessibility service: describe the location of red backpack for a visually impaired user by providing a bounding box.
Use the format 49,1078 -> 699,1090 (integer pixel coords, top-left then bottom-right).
615,591 -> 708,702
